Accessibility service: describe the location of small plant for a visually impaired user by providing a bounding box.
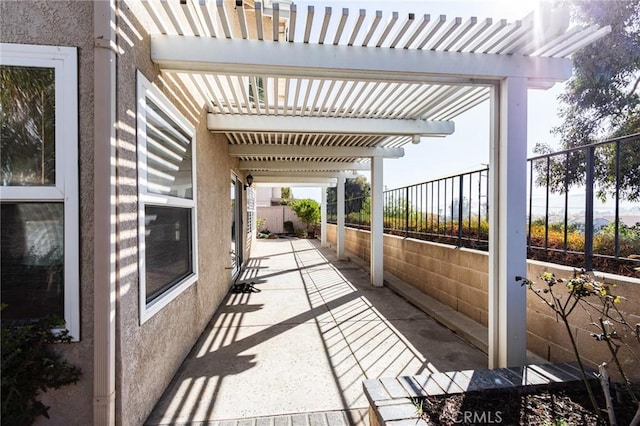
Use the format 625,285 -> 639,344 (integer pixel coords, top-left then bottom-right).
256,217 -> 267,232
517,271 -> 640,425
295,229 -> 308,239
1,311 -> 82,425
411,396 -> 426,420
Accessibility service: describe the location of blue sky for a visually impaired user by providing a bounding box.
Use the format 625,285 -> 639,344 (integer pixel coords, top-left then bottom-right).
290,0 -> 566,200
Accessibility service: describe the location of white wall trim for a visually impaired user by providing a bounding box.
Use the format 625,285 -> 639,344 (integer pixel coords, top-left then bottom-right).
0,42 -> 80,340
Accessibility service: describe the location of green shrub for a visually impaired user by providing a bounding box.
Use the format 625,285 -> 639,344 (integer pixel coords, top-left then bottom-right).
594,222 -> 640,257
1,313 -> 81,425
290,199 -> 320,231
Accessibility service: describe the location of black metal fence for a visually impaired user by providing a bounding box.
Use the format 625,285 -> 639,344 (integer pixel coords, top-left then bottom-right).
327,134 -> 640,276
527,133 -> 639,275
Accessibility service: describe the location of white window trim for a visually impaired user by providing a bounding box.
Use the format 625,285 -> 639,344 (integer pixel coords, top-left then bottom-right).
0,43 -> 79,340
137,71 -> 198,324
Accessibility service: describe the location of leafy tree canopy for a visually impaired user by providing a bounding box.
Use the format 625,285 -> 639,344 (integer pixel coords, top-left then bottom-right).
327,175 -> 371,204
553,0 -> 640,144
280,187 -> 292,202
534,1 -> 640,201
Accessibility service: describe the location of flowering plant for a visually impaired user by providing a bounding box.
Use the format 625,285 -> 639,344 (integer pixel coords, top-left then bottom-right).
516,271 -> 640,425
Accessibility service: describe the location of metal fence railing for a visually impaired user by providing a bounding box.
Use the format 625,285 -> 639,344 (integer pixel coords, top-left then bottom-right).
526,133 -> 640,275
326,133 -> 640,277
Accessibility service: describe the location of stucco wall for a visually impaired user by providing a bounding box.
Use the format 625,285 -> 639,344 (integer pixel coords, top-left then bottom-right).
327,224 -> 640,380
116,2 -> 245,424
0,2 -> 96,424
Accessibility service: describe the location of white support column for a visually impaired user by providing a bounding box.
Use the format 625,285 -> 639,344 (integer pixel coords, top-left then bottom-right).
337,175 -> 346,260
488,77 -> 528,369
321,187 -> 328,248
370,156 -> 384,287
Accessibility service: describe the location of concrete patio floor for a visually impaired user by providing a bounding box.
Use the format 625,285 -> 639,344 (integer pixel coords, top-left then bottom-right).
145,238 -> 488,425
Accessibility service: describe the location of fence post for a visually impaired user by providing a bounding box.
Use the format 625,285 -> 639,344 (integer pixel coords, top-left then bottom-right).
545,157 -> 550,251
458,175 -> 464,246
405,186 -> 409,237
584,146 -> 595,271
614,140 -> 621,258
563,154 -> 569,252
527,161 -> 533,248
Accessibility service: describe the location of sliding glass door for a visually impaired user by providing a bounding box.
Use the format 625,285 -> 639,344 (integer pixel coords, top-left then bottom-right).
230,176 -> 242,279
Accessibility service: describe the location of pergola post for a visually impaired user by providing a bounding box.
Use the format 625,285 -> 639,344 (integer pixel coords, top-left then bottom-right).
337,175 -> 346,260
321,187 -> 328,248
370,156 -> 384,287
488,77 -> 528,369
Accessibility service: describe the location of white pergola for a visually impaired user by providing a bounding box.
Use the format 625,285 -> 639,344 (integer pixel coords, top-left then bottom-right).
135,0 -> 609,369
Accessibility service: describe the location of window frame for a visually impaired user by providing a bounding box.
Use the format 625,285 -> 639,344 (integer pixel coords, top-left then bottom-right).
0,43 -> 79,339
137,71 -> 198,324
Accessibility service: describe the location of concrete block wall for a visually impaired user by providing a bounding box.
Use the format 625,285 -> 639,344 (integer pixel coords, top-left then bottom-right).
385,234 -> 489,326
327,226 -> 489,326
346,225 -> 370,261
327,224 -> 640,380
526,261 -> 640,381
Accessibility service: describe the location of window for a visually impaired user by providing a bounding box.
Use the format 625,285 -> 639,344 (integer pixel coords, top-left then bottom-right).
0,43 -> 79,339
137,72 -> 197,323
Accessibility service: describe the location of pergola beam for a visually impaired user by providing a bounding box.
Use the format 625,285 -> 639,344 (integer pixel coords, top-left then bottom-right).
252,177 -> 337,186
229,144 -> 405,158
249,171 -> 358,179
239,160 -> 369,171
151,35 -> 573,83
210,115 -> 453,137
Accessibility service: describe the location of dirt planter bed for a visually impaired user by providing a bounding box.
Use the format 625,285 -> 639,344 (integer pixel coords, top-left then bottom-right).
363,362 -> 601,426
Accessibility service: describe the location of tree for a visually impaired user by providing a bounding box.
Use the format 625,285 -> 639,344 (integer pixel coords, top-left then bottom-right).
280,187 -> 293,205
533,1 -> 640,201
290,198 -> 320,231
327,175 -> 371,211
555,0 -> 639,142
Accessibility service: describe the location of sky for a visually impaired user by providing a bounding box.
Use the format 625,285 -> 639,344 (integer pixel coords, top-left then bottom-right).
290,0 -> 567,201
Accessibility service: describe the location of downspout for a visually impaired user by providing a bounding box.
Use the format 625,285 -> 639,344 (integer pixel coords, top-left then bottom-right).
94,0 -> 117,424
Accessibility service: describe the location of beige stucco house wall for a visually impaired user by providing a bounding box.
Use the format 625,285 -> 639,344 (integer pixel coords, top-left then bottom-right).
115,2 -> 246,423
1,1 -> 253,424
